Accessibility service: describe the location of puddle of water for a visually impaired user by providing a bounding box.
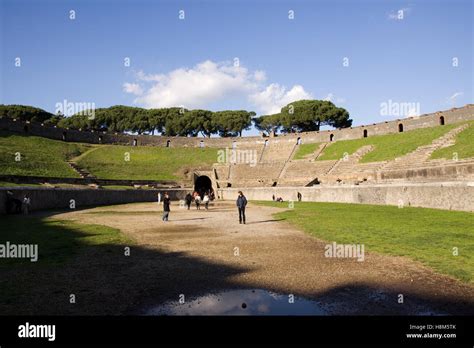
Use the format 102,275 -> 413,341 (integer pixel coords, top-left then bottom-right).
145,289 -> 327,315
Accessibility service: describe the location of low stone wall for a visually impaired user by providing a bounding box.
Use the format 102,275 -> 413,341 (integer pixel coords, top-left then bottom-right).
219,182 -> 474,212
2,183 -> 472,214
1,104 -> 473,147
0,188 -> 189,215
380,162 -> 474,181
0,175 -> 181,188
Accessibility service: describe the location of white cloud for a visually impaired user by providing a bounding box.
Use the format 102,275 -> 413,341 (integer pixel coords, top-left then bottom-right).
122,83 -> 143,96
136,70 -> 161,82
448,92 -> 463,102
323,93 -> 346,104
250,84 -> 312,115
254,70 -> 266,82
322,93 -> 334,101
123,60 -> 312,114
446,92 -> 463,106
388,7 -> 411,21
132,60 -> 257,109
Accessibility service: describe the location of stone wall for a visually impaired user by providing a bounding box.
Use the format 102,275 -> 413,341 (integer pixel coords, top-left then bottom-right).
380,162 -> 474,181
0,175 -> 181,187
1,104 -> 473,147
0,117 -> 236,147
0,188 -> 189,215
2,183 -> 472,214
219,182 -> 474,212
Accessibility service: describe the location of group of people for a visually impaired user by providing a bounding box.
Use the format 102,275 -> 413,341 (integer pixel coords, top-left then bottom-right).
271,192 -> 302,202
184,191 -> 212,211
5,191 -> 31,215
272,194 -> 284,202
158,190 -> 247,224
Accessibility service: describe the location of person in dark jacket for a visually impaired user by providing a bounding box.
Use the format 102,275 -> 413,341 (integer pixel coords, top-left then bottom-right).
162,192 -> 171,221
185,193 -> 193,210
236,191 -> 247,224
6,190 -> 22,214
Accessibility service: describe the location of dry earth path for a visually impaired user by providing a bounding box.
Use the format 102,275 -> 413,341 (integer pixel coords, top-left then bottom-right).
4,200 -> 473,315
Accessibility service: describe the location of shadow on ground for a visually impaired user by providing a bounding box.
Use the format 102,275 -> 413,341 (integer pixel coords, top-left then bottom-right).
0,213 -> 250,315
1,212 -> 473,315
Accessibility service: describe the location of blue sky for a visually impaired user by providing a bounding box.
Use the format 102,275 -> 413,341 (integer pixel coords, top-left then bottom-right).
1,0 -> 472,135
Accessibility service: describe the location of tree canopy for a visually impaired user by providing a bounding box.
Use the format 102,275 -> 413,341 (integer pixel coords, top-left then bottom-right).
1,100 -> 351,137
254,100 -> 352,134
213,110 -> 255,137
253,113 -> 282,134
55,106 -> 254,137
0,105 -> 56,123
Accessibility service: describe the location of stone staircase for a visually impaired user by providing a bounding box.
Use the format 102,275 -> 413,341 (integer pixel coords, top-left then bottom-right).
381,124 -> 469,171
277,160 -> 338,186
211,123 -> 472,187
259,141 -> 295,163
276,143 -> 299,180
294,142 -> 328,161
325,145 -> 374,175
313,143 -> 329,160
67,161 -> 96,179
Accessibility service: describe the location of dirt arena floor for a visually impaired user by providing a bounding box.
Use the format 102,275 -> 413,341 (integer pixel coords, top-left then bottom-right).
4,200 -> 474,315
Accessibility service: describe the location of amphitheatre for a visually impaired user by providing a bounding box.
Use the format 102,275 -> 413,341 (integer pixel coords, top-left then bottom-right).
0,103 -> 473,315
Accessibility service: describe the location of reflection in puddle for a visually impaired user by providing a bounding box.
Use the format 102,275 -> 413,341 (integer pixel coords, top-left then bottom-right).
145,289 -> 327,315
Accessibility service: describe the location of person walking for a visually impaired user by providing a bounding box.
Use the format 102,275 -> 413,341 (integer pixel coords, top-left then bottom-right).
203,193 -> 210,210
195,194 -> 201,210
162,192 -> 170,221
22,194 -> 31,215
236,191 -> 247,224
6,190 -> 22,214
157,192 -> 162,205
185,193 -> 192,210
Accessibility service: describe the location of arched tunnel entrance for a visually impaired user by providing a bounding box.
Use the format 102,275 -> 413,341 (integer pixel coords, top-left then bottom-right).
194,175 -> 213,196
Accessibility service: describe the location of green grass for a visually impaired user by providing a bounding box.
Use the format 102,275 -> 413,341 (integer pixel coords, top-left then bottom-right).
52,183 -> 91,188
431,121 -> 474,160
293,143 -> 320,160
318,124 -> 457,162
101,185 -> 156,190
0,182 -> 96,189
257,201 -> 474,283
77,145 -> 220,180
0,131 -> 89,177
0,215 -> 132,310
0,130 -> 220,180
102,185 -> 136,190
2,121 -> 472,181
0,181 -> 43,187
0,216 -> 131,266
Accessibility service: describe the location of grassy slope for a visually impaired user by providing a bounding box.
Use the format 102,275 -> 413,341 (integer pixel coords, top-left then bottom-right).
0,181 -> 43,187
77,145 -> 220,180
257,201 -> 474,283
318,124 -> 457,162
0,216 -> 131,266
0,131 -> 220,180
0,181 -> 138,190
0,216 -> 132,307
0,131 -> 88,178
2,121 -> 472,181
431,121 -> 474,160
293,143 -> 320,160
